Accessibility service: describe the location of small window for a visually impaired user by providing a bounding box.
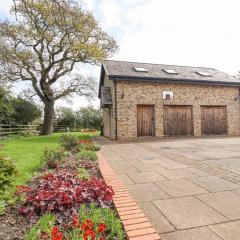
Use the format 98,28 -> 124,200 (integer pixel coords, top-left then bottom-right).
163,91 -> 174,100
162,69 -> 178,74
195,71 -> 212,77
133,67 -> 148,72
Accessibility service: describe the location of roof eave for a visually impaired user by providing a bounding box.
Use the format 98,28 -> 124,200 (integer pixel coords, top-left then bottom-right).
98,65 -> 104,99
108,75 -> 240,87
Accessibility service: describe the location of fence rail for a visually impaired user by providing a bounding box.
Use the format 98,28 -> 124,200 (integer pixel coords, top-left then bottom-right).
0,125 -> 98,136
0,125 -> 38,136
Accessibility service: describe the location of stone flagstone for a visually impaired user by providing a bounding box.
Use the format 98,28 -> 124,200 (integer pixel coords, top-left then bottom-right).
161,227 -> 221,240
209,221 -> 240,240
156,179 -> 208,197
127,183 -> 169,202
138,202 -> 175,234
154,196 -> 227,229
98,137 -> 240,239
196,191 -> 240,220
128,172 -> 167,184
190,176 -> 239,192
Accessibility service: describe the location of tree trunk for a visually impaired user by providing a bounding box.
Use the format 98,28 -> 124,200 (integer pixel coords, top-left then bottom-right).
41,100 -> 55,135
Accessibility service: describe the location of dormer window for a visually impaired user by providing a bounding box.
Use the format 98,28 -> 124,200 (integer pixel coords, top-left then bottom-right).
162,69 -> 178,74
133,67 -> 148,72
195,71 -> 212,77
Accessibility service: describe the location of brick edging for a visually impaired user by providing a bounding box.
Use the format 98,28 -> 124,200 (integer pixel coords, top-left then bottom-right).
97,152 -> 161,240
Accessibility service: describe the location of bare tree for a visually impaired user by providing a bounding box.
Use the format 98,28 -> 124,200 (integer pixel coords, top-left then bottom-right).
0,0 -> 118,135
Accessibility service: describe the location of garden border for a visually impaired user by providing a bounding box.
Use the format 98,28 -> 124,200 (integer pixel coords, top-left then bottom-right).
97,152 -> 161,240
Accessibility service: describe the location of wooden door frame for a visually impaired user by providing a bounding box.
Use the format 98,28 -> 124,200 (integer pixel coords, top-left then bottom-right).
163,105 -> 194,137
137,104 -> 155,137
200,105 -> 228,135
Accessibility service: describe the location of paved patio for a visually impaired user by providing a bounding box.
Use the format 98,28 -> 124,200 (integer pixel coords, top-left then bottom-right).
99,137 -> 240,240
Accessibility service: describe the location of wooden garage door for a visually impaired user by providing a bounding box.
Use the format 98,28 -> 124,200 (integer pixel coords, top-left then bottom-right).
163,106 -> 193,136
201,106 -> 227,135
137,105 -> 154,137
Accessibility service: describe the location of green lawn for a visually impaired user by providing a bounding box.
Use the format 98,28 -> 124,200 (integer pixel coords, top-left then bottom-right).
1,132 -> 99,185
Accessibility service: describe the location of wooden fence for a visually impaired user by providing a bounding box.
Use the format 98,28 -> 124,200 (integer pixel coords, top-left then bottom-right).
0,124 -> 98,136
0,125 -> 38,136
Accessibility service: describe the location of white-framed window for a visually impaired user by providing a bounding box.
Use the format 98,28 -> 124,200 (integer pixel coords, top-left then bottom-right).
163,91 -> 174,100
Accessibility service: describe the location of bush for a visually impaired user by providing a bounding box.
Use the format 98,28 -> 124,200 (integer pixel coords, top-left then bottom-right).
26,204 -> 125,240
78,168 -> 90,181
19,171 -> 114,221
69,203 -> 125,240
25,214 -> 56,240
78,150 -> 97,161
59,134 -> 79,151
41,148 -> 67,169
78,135 -> 91,140
0,145 -> 17,215
79,142 -> 100,152
0,200 -> 6,215
0,145 -> 17,196
18,130 -> 39,137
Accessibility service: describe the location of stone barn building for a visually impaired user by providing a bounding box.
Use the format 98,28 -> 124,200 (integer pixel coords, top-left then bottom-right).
98,60 -> 240,140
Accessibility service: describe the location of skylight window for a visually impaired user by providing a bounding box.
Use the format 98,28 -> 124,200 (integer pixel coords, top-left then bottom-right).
195,71 -> 212,77
162,69 -> 178,74
133,67 -> 148,72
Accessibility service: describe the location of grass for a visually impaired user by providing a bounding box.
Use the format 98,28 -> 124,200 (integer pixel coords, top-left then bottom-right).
0,132 -> 99,185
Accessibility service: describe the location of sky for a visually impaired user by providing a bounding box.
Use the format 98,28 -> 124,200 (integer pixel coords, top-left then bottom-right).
1,0 -> 240,109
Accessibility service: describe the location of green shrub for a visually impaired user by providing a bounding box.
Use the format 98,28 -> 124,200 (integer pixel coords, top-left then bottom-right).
0,190 -> 17,215
78,150 -> 97,161
0,145 -> 17,214
26,205 -> 125,240
78,135 -> 91,140
0,200 -> 6,215
25,214 -> 56,240
79,142 -> 100,151
41,148 -> 67,168
59,134 -> 79,151
68,203 -> 125,239
78,168 -> 90,180
18,130 -> 39,137
0,150 -> 17,195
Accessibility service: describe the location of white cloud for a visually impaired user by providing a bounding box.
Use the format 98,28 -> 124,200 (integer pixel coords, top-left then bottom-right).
82,0 -> 94,11
96,0 -> 240,75
98,0 -> 123,29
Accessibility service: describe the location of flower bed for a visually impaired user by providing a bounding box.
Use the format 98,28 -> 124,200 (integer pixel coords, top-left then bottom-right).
0,134 -> 126,240
80,129 -> 97,132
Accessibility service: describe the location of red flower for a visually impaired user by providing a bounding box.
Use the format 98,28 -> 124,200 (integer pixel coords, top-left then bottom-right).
98,223 -> 106,233
83,229 -> 95,240
72,214 -> 79,228
51,226 -> 63,240
81,219 -> 93,231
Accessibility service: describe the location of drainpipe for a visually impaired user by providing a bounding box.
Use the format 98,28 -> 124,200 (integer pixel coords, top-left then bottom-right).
114,77 -> 118,140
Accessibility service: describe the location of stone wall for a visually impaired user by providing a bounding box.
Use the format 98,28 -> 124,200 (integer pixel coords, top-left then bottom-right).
115,80 -> 240,140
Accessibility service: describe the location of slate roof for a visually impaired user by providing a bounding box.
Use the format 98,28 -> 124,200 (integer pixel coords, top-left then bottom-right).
102,60 -> 240,86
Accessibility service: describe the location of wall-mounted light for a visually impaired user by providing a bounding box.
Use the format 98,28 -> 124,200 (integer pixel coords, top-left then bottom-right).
121,89 -> 125,99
